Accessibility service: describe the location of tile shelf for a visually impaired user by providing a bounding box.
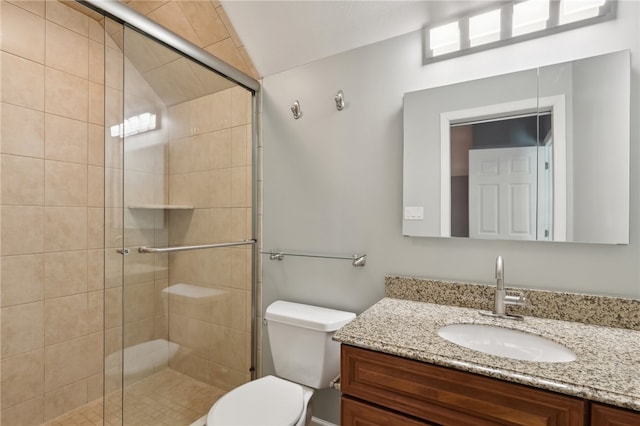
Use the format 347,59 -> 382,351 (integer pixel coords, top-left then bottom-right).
128,204 -> 195,210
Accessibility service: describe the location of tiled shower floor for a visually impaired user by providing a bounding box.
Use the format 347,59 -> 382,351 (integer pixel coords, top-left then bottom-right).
44,369 -> 225,426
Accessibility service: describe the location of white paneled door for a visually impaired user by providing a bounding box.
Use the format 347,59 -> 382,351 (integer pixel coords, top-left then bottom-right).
469,147 -> 537,240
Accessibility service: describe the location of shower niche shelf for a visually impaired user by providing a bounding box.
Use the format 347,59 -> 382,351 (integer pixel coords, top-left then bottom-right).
128,204 -> 195,210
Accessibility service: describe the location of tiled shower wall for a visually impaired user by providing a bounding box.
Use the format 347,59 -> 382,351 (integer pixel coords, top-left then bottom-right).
166,87 -> 253,391
0,1 -> 106,423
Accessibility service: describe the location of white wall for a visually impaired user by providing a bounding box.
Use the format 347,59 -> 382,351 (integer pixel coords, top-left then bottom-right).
261,2 -> 639,423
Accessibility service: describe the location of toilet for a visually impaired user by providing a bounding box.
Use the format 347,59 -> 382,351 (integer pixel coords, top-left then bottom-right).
206,300 -> 356,426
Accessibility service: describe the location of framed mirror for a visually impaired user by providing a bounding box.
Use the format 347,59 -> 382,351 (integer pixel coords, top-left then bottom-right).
402,50 -> 630,244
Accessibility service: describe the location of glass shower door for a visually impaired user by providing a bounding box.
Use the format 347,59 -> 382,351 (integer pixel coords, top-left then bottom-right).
104,22 -> 256,426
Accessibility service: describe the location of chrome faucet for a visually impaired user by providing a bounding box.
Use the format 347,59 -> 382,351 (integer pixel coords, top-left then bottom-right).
483,255 -> 526,320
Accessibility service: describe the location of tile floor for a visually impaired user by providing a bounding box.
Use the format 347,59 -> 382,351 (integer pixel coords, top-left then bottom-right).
44,369 -> 225,426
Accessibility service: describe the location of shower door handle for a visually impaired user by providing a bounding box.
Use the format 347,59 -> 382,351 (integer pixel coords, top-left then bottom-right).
138,239 -> 257,254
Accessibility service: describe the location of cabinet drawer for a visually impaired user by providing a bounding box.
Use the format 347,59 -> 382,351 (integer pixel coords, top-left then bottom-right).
341,345 -> 586,426
342,395 -> 432,426
591,402 -> 640,425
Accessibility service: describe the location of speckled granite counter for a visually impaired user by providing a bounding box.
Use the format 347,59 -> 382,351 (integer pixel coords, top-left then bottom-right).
334,296 -> 640,411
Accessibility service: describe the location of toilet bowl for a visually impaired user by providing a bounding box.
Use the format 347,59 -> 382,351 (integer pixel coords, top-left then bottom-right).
205,301 -> 356,426
206,375 -> 313,426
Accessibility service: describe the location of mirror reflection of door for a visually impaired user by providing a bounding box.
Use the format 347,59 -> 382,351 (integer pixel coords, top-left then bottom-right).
450,114 -> 552,239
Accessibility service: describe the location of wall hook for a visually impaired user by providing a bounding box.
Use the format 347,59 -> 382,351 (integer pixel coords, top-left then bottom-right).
291,100 -> 302,119
334,90 -> 345,111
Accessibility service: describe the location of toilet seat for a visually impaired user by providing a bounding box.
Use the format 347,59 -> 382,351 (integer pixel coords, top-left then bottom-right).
207,375 -> 305,426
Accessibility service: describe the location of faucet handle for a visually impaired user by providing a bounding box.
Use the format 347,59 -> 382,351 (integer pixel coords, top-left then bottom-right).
504,291 -> 526,306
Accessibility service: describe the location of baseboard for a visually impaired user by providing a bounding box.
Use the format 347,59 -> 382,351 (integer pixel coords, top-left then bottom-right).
310,417 -> 338,426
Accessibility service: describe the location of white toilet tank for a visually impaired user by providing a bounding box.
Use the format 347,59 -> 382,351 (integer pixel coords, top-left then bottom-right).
265,301 -> 356,389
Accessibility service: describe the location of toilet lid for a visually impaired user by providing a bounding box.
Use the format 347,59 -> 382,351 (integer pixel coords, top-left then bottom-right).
207,376 -> 304,426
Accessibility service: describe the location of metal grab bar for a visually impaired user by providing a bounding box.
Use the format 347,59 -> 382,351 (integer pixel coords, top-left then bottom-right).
139,239 -> 256,254
262,250 -> 366,267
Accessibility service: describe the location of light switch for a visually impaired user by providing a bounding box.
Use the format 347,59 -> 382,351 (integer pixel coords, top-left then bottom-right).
404,206 -> 424,220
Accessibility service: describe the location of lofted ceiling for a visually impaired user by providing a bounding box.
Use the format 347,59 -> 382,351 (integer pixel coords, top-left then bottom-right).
220,1 -> 500,77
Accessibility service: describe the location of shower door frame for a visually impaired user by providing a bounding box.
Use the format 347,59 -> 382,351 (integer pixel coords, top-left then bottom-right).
79,0 -> 261,421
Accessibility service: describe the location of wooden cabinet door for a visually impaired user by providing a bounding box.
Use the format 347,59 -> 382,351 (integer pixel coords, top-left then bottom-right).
342,396 -> 432,426
341,345 -> 586,426
591,403 -> 640,425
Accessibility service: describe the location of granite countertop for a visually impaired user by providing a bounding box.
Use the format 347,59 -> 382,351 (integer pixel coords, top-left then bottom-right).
334,297 -> 640,411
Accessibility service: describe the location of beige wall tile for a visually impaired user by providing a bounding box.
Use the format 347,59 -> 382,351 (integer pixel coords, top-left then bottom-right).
177,1 -> 228,46
87,207 -> 105,250
148,2 -> 201,46
205,38 -> 246,75
45,0 -> 89,37
210,128 -> 231,169
168,102 -> 190,140
44,251 -> 87,299
230,247 -> 247,290
87,292 -> 104,334
210,168 -> 231,208
168,137 -> 190,174
1,206 -> 44,255
87,249 -> 104,291
210,208 -> 232,244
45,21 -> 88,79
88,124 -> 105,166
44,113 -> 87,163
123,281 -> 155,323
0,396 -> 44,426
123,318 -> 154,349
1,349 -> 44,409
88,81 -> 104,125
43,379 -> 87,421
1,154 -> 44,205
45,160 -> 88,206
1,302 -> 44,358
44,336 -> 88,391
231,86 -> 249,127
1,2 -> 45,64
44,294 -> 88,345
88,16 -> 104,43
124,170 -> 156,206
8,1 -> 45,17
210,89 -> 232,130
238,46 -> 260,80
231,166 -> 247,207
1,52 -> 45,110
86,332 -> 103,375
0,103 -> 45,158
169,314 -> 211,359
190,133 -> 212,172
210,324 -> 245,371
87,373 -> 103,403
209,247 -> 231,286
88,166 -> 105,208
1,254 -> 44,307
214,5 -> 241,47
45,68 -> 88,121
190,96 -> 214,136
104,286 -> 122,329
190,171 -> 210,208
168,173 -> 190,206
231,125 -> 248,168
44,207 -> 87,252
230,208 -> 248,242
105,46 -> 124,91
89,40 -> 105,84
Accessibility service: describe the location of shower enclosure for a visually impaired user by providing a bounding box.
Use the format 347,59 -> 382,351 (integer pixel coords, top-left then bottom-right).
0,1 -> 258,425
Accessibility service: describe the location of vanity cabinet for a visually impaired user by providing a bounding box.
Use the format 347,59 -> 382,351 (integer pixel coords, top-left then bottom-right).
341,344 -> 587,425
591,403 -> 640,425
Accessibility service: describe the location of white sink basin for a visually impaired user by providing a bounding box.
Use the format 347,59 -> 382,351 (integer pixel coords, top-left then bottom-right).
437,323 -> 576,363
